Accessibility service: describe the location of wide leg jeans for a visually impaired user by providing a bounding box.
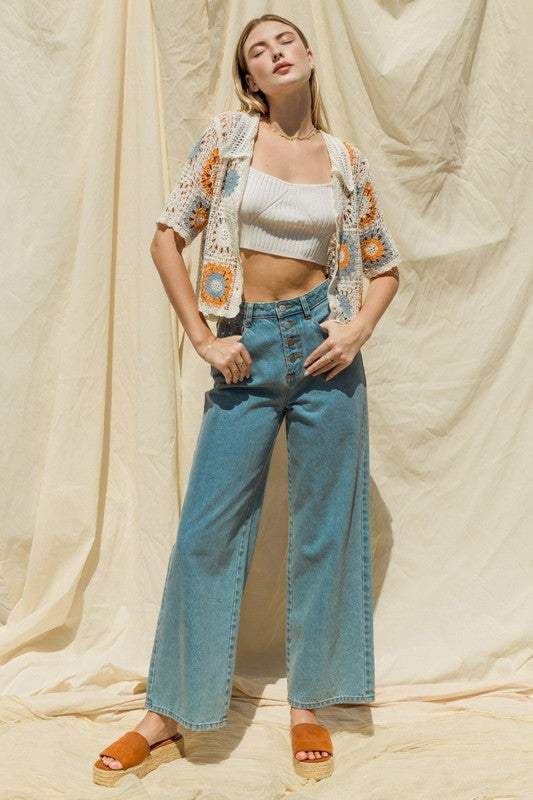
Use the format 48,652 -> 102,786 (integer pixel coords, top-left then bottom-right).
145,278 -> 375,730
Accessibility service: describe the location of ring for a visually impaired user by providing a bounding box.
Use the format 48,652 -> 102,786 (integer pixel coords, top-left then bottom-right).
236,359 -> 245,366
324,352 -> 333,362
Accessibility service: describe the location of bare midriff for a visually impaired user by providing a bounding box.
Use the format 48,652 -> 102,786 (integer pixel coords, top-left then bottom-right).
239,247 -> 327,302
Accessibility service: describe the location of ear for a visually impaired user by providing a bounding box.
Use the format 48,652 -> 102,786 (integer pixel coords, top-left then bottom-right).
245,74 -> 258,92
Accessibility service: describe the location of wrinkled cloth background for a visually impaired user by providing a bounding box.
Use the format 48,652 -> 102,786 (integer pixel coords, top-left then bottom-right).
1,1 -> 532,798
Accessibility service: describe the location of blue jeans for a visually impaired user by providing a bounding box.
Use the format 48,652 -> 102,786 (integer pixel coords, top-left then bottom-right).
145,278 -> 375,730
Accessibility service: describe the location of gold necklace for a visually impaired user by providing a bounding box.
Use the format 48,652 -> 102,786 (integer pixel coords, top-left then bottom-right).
264,119 -> 319,141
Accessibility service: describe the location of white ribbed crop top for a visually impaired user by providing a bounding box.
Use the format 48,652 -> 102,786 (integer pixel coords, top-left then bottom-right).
239,166 -> 336,266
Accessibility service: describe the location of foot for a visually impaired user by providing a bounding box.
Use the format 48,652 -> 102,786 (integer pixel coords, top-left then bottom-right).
290,706 -> 330,761
101,710 -> 179,770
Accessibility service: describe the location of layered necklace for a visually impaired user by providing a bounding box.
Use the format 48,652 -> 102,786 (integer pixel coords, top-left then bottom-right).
262,117 -> 319,141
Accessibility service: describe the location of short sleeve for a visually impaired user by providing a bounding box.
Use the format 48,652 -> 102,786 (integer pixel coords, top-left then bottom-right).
358,157 -> 401,278
155,119 -> 220,247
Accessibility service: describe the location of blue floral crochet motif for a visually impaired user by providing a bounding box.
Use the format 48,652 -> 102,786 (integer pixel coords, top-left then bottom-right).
205,271 -> 228,299
223,168 -> 239,196
338,293 -> 352,317
187,136 -> 203,161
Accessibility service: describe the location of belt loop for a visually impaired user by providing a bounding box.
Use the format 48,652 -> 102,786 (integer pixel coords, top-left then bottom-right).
299,294 -> 312,319
243,302 -> 253,327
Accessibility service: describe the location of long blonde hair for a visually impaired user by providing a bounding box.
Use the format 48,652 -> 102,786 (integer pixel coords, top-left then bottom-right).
232,13 -> 331,133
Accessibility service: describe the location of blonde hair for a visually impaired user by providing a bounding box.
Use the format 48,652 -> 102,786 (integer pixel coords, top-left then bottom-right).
232,13 -> 331,133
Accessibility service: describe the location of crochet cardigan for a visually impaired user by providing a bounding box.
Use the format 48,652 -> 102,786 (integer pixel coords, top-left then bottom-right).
156,110 -> 401,323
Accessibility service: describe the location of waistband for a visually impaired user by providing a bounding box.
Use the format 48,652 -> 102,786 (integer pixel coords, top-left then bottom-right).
240,278 -> 330,322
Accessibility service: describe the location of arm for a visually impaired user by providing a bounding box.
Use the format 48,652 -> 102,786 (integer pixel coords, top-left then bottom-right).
304,155 -> 402,378
152,120 -> 252,383
349,155 -> 402,339
347,266 -> 400,342
150,225 -> 214,358
151,226 -> 252,384
151,118 -> 221,357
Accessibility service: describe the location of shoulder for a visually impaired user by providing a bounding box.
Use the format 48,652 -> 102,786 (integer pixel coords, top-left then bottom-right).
191,111 -> 244,145
209,109 -> 253,143
186,111 -> 254,168
324,130 -> 360,157
324,131 -> 370,188
211,109 -> 245,126
200,110 -> 259,161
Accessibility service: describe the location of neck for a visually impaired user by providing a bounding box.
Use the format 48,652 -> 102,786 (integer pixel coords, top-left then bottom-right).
263,88 -> 314,136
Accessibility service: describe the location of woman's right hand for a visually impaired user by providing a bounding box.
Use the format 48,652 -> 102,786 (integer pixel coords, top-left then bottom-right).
202,335 -> 252,384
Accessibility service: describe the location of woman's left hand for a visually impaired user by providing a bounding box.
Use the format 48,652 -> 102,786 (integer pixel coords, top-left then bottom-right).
303,318 -> 372,380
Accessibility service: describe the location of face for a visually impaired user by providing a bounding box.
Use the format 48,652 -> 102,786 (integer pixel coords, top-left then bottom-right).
243,20 -> 314,98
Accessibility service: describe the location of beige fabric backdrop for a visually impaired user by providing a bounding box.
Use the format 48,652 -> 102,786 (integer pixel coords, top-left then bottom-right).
1,0 -> 532,797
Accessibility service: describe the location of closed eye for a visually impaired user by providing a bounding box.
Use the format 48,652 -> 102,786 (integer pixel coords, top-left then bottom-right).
251,37 -> 295,58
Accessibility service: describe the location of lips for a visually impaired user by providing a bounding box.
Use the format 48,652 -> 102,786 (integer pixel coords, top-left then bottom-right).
273,62 -> 292,73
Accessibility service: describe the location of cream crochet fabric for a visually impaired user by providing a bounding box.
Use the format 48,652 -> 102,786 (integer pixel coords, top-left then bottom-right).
156,110 -> 401,322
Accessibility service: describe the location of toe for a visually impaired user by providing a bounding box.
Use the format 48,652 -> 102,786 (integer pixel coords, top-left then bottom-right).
296,750 -> 308,760
102,756 -> 123,770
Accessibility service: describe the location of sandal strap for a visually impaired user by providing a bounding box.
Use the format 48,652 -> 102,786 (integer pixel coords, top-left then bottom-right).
99,731 -> 150,769
291,722 -> 333,755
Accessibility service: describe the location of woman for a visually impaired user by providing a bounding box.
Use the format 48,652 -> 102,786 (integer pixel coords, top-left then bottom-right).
94,12 -> 401,786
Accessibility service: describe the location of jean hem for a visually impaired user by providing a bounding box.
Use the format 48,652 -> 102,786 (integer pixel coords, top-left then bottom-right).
288,693 -> 375,709
145,698 -> 228,730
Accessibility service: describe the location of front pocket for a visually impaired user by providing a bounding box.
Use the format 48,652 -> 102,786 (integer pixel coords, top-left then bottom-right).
307,301 -> 331,337
216,316 -> 253,344
216,315 -> 243,338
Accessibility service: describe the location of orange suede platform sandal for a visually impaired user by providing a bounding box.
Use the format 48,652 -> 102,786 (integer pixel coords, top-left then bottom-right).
291,722 -> 334,779
93,730 -> 185,787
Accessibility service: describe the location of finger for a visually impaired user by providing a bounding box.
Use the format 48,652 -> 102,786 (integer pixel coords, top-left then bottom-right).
224,336 -> 249,381
233,348 -> 249,381
238,343 -> 252,377
325,365 -> 344,380
313,363 -> 336,376
303,347 -> 328,370
230,359 -> 244,383
305,352 -> 335,375
226,336 -> 251,379
228,359 -> 244,382
312,353 -> 342,376
304,355 -> 326,374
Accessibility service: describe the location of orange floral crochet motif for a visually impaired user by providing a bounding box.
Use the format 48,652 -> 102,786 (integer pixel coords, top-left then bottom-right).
338,243 -> 351,270
200,262 -> 235,307
191,205 -> 209,232
342,140 -> 357,168
359,181 -> 377,227
361,236 -> 385,262
201,148 -> 220,196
